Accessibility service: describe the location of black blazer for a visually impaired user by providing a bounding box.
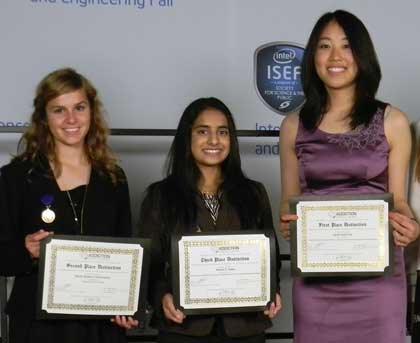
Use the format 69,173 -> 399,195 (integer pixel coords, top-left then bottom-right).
0,157 -> 132,337
138,179 -> 280,337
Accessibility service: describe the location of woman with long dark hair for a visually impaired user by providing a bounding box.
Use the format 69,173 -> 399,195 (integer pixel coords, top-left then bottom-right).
0,68 -> 136,342
139,97 -> 281,343
279,10 -> 419,342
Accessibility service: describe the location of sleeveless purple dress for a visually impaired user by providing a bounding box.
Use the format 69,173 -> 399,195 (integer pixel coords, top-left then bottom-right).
293,103 -> 406,343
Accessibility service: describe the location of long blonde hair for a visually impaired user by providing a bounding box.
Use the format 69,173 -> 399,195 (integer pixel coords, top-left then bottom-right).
17,68 -> 122,183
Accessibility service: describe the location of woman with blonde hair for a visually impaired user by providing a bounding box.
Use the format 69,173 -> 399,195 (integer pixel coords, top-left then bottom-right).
0,68 -> 136,342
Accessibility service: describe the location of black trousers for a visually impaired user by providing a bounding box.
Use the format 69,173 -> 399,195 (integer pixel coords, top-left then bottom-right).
157,332 -> 265,343
8,316 -> 126,343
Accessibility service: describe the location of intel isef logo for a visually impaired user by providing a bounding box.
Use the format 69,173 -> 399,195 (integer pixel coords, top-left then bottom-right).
254,42 -> 305,115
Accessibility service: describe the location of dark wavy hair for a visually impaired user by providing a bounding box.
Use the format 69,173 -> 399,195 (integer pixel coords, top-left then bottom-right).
300,10 -> 382,130
15,68 -> 122,183
144,97 -> 265,231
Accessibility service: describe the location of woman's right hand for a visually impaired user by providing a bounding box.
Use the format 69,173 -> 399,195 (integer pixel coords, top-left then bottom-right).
280,214 -> 298,240
25,229 -> 53,259
162,293 -> 186,324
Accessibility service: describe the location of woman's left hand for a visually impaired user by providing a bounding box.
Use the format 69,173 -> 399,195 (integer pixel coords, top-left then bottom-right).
389,212 -> 420,246
264,293 -> 282,319
111,315 -> 139,329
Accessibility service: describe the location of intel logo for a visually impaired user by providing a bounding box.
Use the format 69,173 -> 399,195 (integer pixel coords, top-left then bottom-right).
255,42 -> 305,115
273,49 -> 296,64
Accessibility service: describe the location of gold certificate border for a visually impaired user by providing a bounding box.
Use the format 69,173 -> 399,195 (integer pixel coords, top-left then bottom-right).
47,245 -> 140,313
301,204 -> 386,269
182,239 -> 267,305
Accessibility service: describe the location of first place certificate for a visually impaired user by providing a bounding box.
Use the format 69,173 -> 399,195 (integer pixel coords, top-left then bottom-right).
290,194 -> 393,277
37,235 -> 150,319
172,231 -> 276,315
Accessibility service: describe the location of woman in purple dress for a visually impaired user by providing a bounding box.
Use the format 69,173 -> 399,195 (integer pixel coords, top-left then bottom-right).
279,10 -> 419,343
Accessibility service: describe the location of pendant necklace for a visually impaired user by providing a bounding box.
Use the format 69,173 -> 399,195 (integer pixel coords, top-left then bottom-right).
66,186 -> 87,235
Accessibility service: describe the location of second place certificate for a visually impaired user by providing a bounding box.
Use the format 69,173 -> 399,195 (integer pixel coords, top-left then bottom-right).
37,235 -> 150,319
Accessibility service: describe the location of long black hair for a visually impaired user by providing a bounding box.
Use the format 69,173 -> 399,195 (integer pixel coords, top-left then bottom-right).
143,97 -> 265,231
300,10 -> 382,130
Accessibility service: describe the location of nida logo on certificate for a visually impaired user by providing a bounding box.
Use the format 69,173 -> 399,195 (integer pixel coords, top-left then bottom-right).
254,42 -> 305,115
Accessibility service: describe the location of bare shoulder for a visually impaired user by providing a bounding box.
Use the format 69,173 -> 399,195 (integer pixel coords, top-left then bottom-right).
384,105 -> 411,147
384,105 -> 410,130
280,112 -> 299,130
280,112 -> 299,141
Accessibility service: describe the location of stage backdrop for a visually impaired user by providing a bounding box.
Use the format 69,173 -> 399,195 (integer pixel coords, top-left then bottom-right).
1,1 -> 420,341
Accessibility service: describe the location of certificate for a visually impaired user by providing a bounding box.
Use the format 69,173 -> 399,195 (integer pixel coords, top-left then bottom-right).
289,193 -> 393,277
37,235 -> 151,319
171,231 -> 276,315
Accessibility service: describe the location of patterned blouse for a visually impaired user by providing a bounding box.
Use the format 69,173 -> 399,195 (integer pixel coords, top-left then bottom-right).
201,192 -> 220,226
